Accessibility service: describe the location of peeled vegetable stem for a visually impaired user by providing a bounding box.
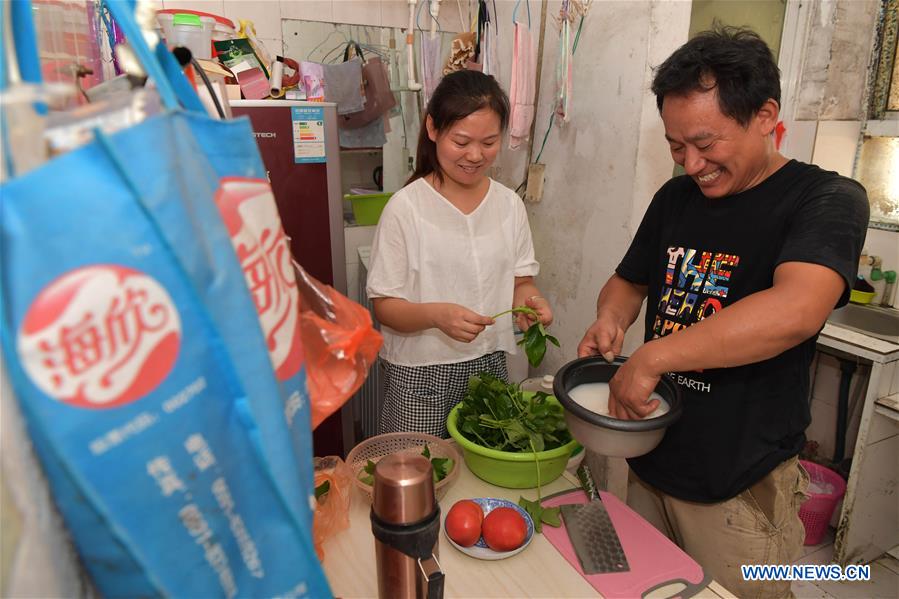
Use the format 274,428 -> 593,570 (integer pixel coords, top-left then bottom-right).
517,438 -> 561,533
491,306 -> 560,367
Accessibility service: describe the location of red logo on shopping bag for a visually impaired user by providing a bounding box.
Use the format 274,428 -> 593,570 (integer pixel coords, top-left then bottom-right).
17,265 -> 181,408
215,178 -> 304,380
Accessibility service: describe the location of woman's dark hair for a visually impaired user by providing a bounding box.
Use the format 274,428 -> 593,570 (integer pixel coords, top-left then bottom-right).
651,26 -> 781,127
407,70 -> 510,185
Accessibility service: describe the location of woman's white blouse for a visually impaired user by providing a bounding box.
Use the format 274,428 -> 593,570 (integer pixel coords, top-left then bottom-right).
366,177 -> 540,366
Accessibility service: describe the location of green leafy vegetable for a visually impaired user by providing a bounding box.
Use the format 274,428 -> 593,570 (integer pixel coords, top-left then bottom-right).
492,306 -> 560,367
517,436 -> 562,533
358,459 -> 376,486
456,373 -> 569,534
518,496 -> 561,532
422,445 -> 454,483
456,373 -> 571,453
314,480 -> 331,501
357,449 -> 455,487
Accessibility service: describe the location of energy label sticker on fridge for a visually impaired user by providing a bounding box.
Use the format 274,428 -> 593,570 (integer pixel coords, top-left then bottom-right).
291,106 -> 326,163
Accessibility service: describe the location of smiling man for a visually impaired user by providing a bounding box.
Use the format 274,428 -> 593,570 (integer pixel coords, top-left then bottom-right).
577,27 -> 869,598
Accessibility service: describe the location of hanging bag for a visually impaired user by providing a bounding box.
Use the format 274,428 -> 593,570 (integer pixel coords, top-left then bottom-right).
0,3 -> 331,597
338,41 -> 396,129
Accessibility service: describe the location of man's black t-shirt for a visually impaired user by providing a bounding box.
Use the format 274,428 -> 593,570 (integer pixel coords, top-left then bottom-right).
617,160 -> 869,503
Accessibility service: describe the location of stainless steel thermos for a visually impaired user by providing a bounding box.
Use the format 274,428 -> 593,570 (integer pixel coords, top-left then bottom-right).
371,453 -> 444,599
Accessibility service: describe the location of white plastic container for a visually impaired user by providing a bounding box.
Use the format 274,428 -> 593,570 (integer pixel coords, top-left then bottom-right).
520,374 -> 555,394
157,13 -> 215,60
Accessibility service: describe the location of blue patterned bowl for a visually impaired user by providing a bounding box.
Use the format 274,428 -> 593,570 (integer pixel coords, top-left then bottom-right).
443,497 -> 534,560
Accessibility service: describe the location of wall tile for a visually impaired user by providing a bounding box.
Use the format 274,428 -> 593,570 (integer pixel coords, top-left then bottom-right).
221,1 -> 282,39
162,0 -> 225,14
811,121 -> 862,177
380,0 -> 410,28
331,0 -> 380,26
280,0 -> 333,22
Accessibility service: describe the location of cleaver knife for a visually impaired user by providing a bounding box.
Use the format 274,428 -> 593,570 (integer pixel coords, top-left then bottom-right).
560,464 -> 630,575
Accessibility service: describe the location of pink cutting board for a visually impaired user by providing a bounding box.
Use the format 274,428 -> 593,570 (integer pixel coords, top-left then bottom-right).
542,490 -> 710,598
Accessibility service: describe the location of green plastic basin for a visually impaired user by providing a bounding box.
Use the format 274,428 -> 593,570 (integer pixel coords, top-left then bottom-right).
446,396 -> 578,489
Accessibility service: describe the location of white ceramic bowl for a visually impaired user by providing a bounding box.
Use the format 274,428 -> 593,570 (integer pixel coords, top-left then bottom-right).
552,356 -> 683,458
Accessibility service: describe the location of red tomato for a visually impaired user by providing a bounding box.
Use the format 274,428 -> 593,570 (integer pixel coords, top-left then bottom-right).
481,507 -> 527,552
445,500 -> 484,547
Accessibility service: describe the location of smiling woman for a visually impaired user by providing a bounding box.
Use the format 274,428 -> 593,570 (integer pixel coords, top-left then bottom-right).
365,70 -> 555,439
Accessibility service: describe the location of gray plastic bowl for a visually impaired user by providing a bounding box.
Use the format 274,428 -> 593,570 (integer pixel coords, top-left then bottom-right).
552,356 -> 683,458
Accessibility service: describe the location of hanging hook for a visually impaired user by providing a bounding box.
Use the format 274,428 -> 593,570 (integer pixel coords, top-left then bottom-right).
512,0 -> 531,28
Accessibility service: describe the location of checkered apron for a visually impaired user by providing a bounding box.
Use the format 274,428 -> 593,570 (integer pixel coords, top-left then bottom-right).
378,352 -> 509,438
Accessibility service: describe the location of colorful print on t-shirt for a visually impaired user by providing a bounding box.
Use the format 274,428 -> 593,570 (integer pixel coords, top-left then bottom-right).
652,247 -> 740,339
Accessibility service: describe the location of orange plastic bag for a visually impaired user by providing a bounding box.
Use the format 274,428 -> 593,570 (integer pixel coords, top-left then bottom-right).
312,456 -> 353,560
294,263 -> 382,429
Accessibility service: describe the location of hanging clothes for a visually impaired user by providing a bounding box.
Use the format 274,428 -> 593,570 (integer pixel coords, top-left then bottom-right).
555,1 -> 573,123
508,21 -> 536,149
419,32 -> 443,108
472,0 -> 500,78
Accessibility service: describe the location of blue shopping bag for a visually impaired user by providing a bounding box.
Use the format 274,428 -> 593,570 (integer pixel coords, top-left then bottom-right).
0,2 -> 331,597
92,6 -> 322,525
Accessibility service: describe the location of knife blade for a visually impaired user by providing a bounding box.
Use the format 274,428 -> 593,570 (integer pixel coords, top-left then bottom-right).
559,463 -> 630,574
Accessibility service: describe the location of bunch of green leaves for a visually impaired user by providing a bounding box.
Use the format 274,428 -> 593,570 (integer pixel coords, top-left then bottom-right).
456,373 -> 571,453
357,445 -> 455,486
492,306 -> 560,367
455,374 -> 568,532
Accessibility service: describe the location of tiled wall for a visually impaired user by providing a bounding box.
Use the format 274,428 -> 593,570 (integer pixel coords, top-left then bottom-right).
160,0 -> 468,56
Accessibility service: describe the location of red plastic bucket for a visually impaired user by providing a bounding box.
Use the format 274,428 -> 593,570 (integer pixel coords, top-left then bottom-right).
798,460 -> 846,545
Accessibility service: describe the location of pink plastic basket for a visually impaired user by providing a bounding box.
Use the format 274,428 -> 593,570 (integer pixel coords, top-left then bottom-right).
798,460 -> 846,545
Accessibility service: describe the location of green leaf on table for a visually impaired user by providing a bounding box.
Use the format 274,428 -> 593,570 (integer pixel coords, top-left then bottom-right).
358,459 -> 376,486
421,445 -> 431,459
518,496 -> 562,533
314,480 -> 331,501
541,505 -> 561,528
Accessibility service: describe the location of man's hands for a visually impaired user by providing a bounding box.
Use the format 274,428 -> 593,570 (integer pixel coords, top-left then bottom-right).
578,312 -> 661,420
431,303 -> 495,343
577,312 -> 626,363
606,347 -> 663,420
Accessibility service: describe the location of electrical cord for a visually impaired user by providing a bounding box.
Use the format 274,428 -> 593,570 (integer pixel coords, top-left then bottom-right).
190,57 -> 225,119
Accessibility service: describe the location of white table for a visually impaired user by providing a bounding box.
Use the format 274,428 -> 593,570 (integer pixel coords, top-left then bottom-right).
321,461 -> 735,598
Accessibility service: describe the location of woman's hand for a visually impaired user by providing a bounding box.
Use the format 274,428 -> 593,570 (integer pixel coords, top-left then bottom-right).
431,303 -> 495,343
515,295 -> 553,332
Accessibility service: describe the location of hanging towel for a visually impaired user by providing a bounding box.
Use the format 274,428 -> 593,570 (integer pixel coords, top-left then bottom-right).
419,34 -> 444,108
509,22 -> 536,150
323,57 -> 364,115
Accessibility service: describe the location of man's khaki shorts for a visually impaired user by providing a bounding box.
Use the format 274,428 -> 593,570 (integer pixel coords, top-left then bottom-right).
628,457 -> 810,599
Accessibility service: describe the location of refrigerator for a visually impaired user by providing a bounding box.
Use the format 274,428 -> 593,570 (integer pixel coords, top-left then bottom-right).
231,100 -> 347,457
231,100 -> 346,293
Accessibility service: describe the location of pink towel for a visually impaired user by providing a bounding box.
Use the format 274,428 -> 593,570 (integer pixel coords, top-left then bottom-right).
509,22 -> 536,150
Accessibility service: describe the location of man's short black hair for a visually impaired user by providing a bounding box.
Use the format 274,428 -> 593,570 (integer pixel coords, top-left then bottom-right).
652,26 -> 781,127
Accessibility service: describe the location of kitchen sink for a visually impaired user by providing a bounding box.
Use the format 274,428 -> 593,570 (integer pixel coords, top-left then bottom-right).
826,303 -> 899,344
